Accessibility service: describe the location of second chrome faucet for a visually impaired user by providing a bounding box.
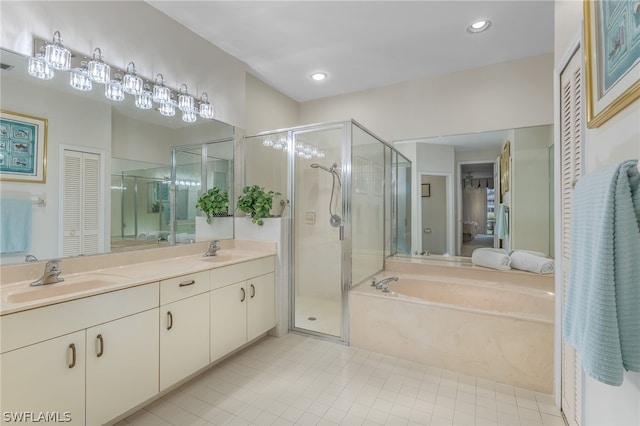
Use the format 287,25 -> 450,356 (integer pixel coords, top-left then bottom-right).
31,259 -> 64,287
203,240 -> 221,257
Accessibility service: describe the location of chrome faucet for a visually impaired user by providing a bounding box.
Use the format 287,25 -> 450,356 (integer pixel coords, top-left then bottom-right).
25,254 -> 38,263
375,276 -> 398,293
31,260 -> 64,287
203,240 -> 221,257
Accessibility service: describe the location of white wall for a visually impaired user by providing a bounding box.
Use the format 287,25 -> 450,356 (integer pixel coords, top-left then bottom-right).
555,2 -> 640,425
245,73 -> 299,135
299,54 -> 554,142
0,1 -> 247,127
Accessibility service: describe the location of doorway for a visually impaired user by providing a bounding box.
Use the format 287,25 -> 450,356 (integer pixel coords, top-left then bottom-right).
459,163 -> 495,256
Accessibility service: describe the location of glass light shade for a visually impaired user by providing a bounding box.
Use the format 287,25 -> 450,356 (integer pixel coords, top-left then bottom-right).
28,54 -> 54,80
135,89 -> 153,110
69,67 -> 92,91
263,138 -> 274,147
122,62 -> 143,95
178,93 -> 194,112
199,101 -> 214,119
88,48 -> 110,84
105,79 -> 124,101
44,31 -> 71,70
198,92 -> 214,119
317,151 -> 325,159
182,108 -> 197,123
272,140 -> 283,150
159,101 -> 176,117
152,74 -> 170,104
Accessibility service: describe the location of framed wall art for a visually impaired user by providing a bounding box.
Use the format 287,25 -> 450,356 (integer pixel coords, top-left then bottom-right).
584,0 -> 640,128
0,110 -> 47,183
421,183 -> 431,197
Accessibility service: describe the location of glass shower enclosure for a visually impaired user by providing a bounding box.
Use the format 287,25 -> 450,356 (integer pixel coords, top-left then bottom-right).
244,120 -> 411,343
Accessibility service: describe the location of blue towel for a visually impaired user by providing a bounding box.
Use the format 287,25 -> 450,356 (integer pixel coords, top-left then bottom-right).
0,198 -> 32,253
563,159 -> 640,386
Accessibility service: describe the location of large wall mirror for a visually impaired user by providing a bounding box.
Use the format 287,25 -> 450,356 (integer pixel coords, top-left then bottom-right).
395,124 -> 554,259
0,48 -> 235,265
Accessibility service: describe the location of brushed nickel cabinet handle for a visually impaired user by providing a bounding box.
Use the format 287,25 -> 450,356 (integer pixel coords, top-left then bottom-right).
96,334 -> 104,357
179,280 -> 195,287
167,311 -> 173,330
250,284 -> 256,298
68,343 -> 76,369
240,287 -> 246,302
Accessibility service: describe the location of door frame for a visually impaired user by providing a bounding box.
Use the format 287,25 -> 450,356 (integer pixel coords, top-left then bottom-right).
417,172 -> 453,256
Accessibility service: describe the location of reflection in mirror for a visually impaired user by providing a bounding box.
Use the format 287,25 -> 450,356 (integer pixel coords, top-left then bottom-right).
0,48 -> 235,265
172,139 -> 234,244
110,158 -> 171,252
394,125 -> 553,260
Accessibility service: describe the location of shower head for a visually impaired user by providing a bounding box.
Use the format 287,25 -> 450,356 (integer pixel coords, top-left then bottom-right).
310,163 -> 331,172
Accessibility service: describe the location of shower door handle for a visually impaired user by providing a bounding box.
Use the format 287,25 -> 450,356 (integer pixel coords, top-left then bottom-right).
339,225 -> 344,241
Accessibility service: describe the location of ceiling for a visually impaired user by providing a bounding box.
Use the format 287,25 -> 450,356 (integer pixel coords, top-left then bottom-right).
147,1 -> 554,103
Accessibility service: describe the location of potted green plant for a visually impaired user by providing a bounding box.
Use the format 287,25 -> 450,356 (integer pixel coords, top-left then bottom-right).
195,187 -> 230,223
237,185 -> 281,226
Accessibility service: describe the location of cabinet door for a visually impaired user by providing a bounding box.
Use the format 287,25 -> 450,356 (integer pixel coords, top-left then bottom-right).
211,281 -> 247,362
247,272 -> 276,341
1,331 -> 85,425
160,293 -> 210,391
85,309 -> 159,426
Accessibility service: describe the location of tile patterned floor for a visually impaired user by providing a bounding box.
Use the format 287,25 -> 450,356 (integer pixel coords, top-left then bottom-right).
119,333 -> 564,426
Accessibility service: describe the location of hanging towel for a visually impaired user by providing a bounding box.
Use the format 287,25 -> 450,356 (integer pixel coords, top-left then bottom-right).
471,247 -> 511,270
563,159 -> 640,386
0,198 -> 32,253
495,203 -> 509,239
510,250 -> 554,274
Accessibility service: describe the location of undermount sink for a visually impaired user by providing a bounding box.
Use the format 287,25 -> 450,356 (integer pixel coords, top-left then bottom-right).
4,274 -> 124,304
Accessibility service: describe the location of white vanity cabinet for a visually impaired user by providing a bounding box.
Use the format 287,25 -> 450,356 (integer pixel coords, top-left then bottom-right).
0,283 -> 159,426
159,271 -> 210,391
210,257 -> 275,362
85,309 -> 159,426
1,331 -> 86,425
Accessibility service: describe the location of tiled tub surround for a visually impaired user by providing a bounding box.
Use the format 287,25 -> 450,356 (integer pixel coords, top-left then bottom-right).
350,259 -> 554,393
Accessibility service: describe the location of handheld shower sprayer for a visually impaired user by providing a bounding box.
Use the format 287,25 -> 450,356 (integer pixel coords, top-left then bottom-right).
310,162 -> 342,227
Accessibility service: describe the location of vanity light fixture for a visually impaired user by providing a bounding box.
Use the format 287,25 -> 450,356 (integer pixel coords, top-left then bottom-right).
105,71 -> 125,101
69,59 -> 92,91
152,73 -> 171,104
28,34 -> 216,123
263,137 -> 274,147
87,48 -> 110,84
178,84 -> 195,112
467,19 -> 491,34
44,31 -> 71,71
28,54 -> 54,80
198,92 -> 215,119
311,72 -> 327,81
123,62 -> 143,95
135,83 -> 153,109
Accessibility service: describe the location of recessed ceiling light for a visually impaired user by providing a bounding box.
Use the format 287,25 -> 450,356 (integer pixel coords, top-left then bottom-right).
467,19 -> 491,34
311,72 -> 327,81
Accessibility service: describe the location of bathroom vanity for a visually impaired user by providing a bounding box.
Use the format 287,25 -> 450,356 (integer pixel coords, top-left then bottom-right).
0,241 -> 276,425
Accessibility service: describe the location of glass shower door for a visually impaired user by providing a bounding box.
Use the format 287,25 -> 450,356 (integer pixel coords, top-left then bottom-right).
292,124 -> 346,339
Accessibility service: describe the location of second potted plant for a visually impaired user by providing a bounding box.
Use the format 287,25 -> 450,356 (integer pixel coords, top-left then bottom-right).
237,185 -> 281,226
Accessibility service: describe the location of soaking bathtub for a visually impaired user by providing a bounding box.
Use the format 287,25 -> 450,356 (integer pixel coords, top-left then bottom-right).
349,259 -> 554,392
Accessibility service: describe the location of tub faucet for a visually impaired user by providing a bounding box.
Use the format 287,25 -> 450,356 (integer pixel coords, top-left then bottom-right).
376,276 -> 398,292
203,240 -> 221,257
31,259 -> 64,286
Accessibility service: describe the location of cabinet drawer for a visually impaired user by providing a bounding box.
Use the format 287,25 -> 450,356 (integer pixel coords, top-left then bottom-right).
210,256 -> 275,290
160,271 -> 209,305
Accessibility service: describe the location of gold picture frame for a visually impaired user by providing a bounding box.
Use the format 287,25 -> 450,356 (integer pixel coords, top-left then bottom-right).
0,110 -> 47,183
584,0 -> 640,128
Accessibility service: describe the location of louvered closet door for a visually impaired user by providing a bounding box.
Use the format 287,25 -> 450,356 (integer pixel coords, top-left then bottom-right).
560,48 -> 583,426
62,150 -> 102,257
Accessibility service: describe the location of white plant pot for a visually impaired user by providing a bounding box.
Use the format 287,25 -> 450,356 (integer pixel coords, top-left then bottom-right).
195,216 -> 233,241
